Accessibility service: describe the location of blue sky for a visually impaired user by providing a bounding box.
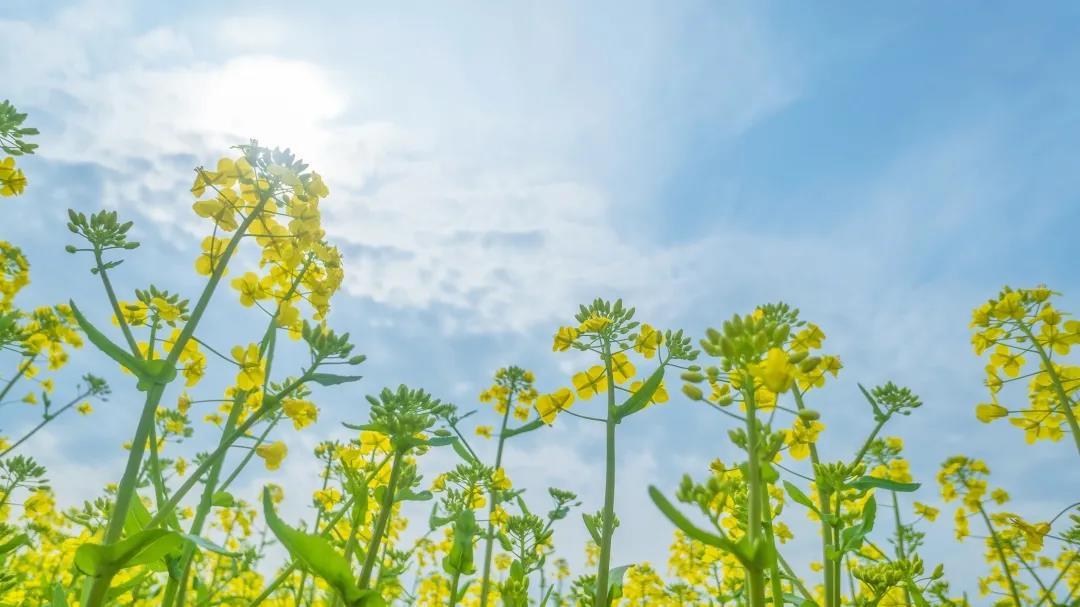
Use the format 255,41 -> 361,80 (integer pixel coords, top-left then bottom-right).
3,0 -> 1079,598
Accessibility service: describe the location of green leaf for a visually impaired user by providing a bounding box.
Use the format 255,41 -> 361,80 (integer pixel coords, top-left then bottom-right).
906,581 -> 932,607
0,533 -> 28,555
648,486 -> 753,568
607,564 -> 632,603
262,488 -> 384,606
441,510 -> 478,576
424,436 -> 457,447
50,585 -> 69,607
451,437 -> 479,465
582,513 -> 602,545
105,572 -> 151,601
70,300 -> 150,383
139,359 -> 177,390
783,481 -> 820,516
395,488 -> 433,502
858,383 -> 885,421
782,593 -> 817,607
74,529 -> 184,576
181,534 -> 241,557
211,491 -> 236,507
123,494 -> 153,536
839,495 -> 877,553
309,373 -> 363,386
503,418 -> 544,439
429,503 -> 455,529
613,366 -> 664,423
847,476 -> 920,493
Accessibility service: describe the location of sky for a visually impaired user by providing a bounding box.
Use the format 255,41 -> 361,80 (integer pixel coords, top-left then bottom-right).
2,0 -> 1079,600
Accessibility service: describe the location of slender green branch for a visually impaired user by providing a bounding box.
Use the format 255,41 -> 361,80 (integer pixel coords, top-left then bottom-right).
359,449 -> 405,589
479,385 -> 516,607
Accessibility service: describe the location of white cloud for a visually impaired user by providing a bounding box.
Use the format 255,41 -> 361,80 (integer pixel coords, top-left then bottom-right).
1,1 -> 799,333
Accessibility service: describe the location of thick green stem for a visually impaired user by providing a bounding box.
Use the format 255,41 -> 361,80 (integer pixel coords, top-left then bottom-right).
743,384 -> 766,607
83,383 -> 165,607
448,570 -> 462,607
594,340 -> 618,607
82,187 -> 271,607
359,449 -> 405,589
977,504 -> 1023,607
479,388 -> 516,607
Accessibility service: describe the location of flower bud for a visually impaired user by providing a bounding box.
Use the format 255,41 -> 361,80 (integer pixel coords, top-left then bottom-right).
706,327 -> 721,344
682,384 -> 704,401
797,408 -> 821,421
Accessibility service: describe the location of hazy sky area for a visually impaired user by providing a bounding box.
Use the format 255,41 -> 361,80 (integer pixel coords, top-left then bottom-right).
2,0 -> 1079,598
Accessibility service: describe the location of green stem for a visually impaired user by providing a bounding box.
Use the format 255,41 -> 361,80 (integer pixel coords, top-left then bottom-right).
218,416 -> 282,493
776,553 -> 814,602
743,383 -> 766,607
359,449 -> 405,589
977,504 -> 1023,607
82,382 -> 165,607
448,570 -> 462,607
793,388 -> 835,607
93,249 -> 140,356
0,354 -> 35,404
169,392 -> 247,607
82,188 -> 271,607
594,339 -> 619,607
296,457 -> 335,604
0,387 -> 91,458
759,486 -> 785,607
247,453 -> 393,606
890,491 -> 912,607
479,387 -> 516,607
1018,322 -> 1080,456
145,368 -> 316,530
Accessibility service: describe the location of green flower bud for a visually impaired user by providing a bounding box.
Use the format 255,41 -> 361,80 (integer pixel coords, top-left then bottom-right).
680,371 -> 704,383
705,327 -> 721,344
682,384 -> 704,401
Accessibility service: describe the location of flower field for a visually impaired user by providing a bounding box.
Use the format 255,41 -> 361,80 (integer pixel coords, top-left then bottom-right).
1,98 -> 1077,607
